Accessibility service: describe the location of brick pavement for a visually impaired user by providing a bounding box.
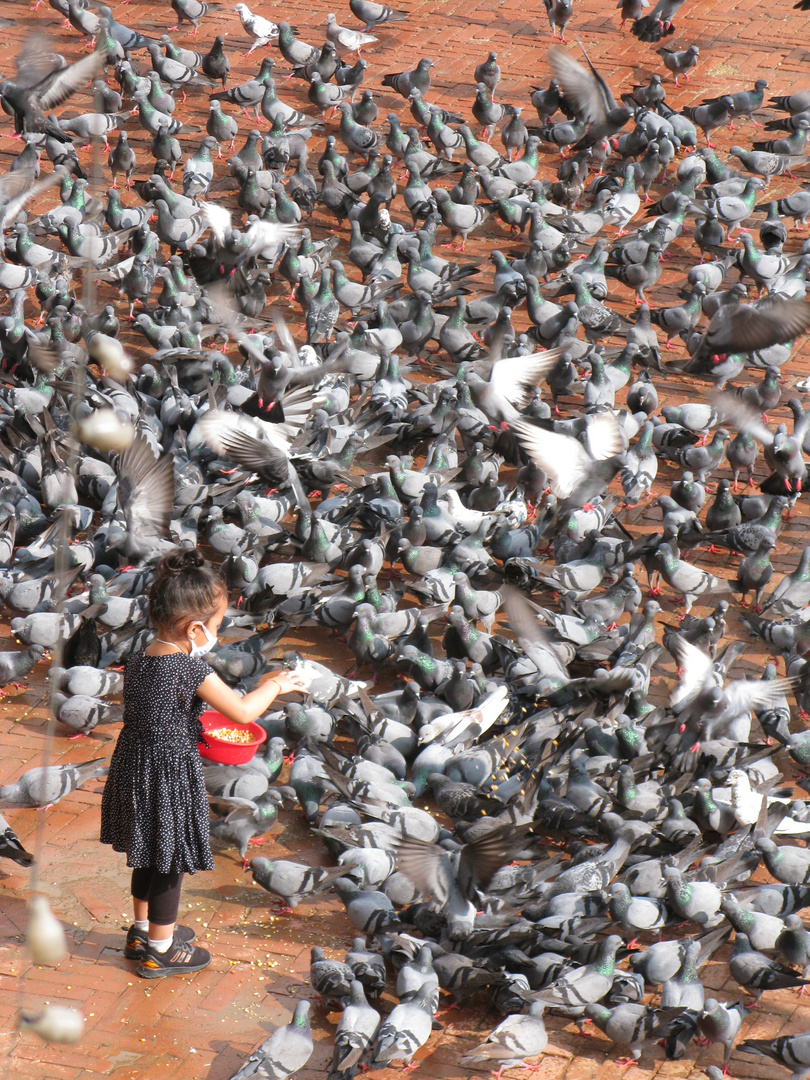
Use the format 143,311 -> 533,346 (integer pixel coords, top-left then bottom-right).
2,0 -> 810,1075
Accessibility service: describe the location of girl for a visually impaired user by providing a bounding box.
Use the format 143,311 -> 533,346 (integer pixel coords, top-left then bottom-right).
100,547 -> 306,979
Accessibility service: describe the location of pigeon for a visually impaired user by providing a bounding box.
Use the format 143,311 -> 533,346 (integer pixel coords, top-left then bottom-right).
549,44 -> 632,149
739,1033 -> 810,1080
729,932 -> 810,1003
544,0 -> 574,41
369,983 -> 434,1067
534,935 -> 623,1010
0,38 -> 104,143
349,0 -> 408,31
458,1002 -> 548,1073
0,813 -> 34,866
329,980 -> 380,1080
247,857 -> 346,910
512,412 -> 625,511
585,1001 -> 681,1064
697,998 -> 747,1070
234,5 -> 282,55
657,44 -> 700,86
0,643 -> 47,694
226,1002 -> 313,1080
326,13 -> 378,55
169,0 -> 220,34
0,759 -> 108,809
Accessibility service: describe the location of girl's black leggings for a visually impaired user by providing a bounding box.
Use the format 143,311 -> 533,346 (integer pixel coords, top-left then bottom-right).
130,868 -> 184,925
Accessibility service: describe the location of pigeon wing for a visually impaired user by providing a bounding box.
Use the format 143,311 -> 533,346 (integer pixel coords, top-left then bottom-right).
33,45 -> 105,112
666,633 -> 715,712
200,201 -> 232,246
511,418 -> 592,500
13,33 -> 65,89
392,836 -> 453,903
549,46 -> 609,125
501,584 -> 570,681
709,299 -> 810,355
583,411 -> 625,461
713,393 -> 776,448
459,822 -> 536,899
198,410 -> 291,484
488,348 -> 564,410
723,675 -> 798,716
116,433 -> 174,544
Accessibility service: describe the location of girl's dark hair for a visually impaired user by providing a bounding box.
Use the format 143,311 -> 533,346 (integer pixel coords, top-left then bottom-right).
149,548 -> 226,632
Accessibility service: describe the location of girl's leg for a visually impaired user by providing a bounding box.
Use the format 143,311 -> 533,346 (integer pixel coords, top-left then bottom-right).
147,870 -> 184,947
131,868 -> 152,926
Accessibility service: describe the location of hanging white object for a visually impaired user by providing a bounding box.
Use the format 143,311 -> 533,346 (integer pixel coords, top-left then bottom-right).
19,1006 -> 84,1044
26,895 -> 68,966
86,334 -> 135,382
73,409 -> 136,452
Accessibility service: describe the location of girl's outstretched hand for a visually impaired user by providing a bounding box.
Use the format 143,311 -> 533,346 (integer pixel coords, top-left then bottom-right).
262,670 -> 307,694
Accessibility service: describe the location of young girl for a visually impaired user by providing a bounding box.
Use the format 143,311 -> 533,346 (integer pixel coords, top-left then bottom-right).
100,547 -> 306,979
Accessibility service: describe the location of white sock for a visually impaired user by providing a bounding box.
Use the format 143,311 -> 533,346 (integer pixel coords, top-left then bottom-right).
148,936 -> 173,954
134,919 -> 149,932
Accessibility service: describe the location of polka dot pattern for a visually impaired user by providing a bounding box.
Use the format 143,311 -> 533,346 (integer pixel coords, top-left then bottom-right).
100,651 -> 215,875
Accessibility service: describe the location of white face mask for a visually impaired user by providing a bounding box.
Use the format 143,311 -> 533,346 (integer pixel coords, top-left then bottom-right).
189,622 -> 217,657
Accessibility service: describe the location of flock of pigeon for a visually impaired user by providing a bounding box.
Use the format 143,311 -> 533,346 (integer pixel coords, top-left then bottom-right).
3,0 -> 810,1075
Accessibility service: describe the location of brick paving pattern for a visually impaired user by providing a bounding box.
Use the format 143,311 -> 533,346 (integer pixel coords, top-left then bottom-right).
1,0 -> 810,1076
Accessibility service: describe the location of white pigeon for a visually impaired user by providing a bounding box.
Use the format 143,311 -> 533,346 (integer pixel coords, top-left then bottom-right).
326,12 -> 378,52
718,770 -> 807,835
234,3 -> 281,54
417,686 -> 510,747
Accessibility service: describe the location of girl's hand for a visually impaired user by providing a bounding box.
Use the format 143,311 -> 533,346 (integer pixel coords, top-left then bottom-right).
262,670 -> 307,694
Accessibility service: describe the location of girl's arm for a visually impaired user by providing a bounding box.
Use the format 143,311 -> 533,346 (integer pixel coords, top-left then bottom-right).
197,669 -> 308,725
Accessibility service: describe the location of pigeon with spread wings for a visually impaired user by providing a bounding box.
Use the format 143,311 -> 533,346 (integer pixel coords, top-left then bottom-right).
690,298 -> 810,367
511,411 -> 625,510
392,822 -> 535,939
109,433 -> 175,560
460,348 -> 565,425
549,45 -> 632,149
197,410 -> 293,489
0,167 -> 66,234
0,36 -> 105,143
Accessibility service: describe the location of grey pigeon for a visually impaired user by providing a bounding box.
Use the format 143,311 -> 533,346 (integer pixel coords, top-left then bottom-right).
226,1001 -> 313,1080
248,857 -> 345,910
310,946 -> 354,1008
0,643 -> 47,691
458,1002 -> 547,1072
534,935 -> 623,1010
663,866 -> 722,926
329,980 -> 380,1080
585,1001 -> 680,1064
777,914 -> 810,977
370,983 -> 434,1067
0,758 -> 108,808
739,1033 -> 810,1080
729,932 -> 810,1003
697,998 -> 747,1070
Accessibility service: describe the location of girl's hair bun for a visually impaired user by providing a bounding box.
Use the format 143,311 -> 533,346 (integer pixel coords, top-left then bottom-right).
162,549 -> 206,576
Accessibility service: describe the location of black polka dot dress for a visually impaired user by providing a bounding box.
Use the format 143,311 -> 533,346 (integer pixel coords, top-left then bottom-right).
100,650 -> 215,874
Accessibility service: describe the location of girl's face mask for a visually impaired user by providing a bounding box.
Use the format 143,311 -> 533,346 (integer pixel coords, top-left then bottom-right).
189,622 -> 217,657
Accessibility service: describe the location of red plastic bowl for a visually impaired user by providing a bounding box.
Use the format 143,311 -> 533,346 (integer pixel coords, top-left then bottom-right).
198,710 -> 267,765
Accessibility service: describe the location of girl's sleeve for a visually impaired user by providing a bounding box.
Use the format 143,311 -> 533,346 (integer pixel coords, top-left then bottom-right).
188,656 -> 213,695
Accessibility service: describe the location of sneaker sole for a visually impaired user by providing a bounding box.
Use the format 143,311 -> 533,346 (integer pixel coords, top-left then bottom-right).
136,955 -> 211,979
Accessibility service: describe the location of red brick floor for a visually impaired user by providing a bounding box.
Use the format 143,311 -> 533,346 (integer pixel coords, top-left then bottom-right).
2,0 -> 810,1076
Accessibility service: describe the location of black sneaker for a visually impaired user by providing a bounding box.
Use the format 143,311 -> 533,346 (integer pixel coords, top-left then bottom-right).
124,924 -> 196,960
136,936 -> 211,979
